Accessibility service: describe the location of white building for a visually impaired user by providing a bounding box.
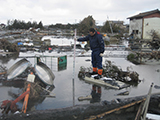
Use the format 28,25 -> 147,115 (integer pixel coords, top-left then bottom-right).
127,9 -> 160,40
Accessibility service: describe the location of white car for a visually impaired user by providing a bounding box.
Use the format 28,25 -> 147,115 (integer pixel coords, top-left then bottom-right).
28,42 -> 34,46
23,42 -> 34,46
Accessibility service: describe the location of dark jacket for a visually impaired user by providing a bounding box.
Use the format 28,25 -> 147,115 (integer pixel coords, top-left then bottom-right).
77,32 -> 105,53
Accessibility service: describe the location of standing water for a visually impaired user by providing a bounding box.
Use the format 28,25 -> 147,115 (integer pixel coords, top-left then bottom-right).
0,39 -> 160,114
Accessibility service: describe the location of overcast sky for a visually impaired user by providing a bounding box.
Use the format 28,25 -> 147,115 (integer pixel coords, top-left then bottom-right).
0,0 -> 159,25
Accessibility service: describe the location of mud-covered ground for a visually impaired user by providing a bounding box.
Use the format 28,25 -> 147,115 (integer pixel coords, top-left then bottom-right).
2,94 -> 160,120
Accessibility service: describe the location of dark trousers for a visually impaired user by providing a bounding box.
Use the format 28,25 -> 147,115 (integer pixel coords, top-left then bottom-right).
91,51 -> 102,69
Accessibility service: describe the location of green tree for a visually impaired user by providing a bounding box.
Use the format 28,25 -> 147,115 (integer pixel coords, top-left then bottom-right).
101,21 -> 123,33
32,21 -> 38,28
101,21 -> 110,33
12,19 -> 19,29
37,21 -> 44,29
6,19 -> 44,30
78,15 -> 96,35
26,21 -> 32,29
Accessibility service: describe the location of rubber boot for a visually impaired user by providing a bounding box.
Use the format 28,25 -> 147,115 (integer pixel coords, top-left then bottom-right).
94,69 -> 103,79
89,67 -> 97,75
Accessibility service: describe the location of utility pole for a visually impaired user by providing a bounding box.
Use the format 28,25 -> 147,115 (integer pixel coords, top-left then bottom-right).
107,16 -> 113,35
72,29 -> 76,106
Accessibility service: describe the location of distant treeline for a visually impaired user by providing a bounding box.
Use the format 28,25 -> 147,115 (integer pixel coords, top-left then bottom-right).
48,23 -> 78,30
6,15 -> 127,35
6,19 -> 78,31
7,19 -> 44,30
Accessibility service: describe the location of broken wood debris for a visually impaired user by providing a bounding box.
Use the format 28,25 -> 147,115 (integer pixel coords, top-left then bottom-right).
78,60 -> 140,85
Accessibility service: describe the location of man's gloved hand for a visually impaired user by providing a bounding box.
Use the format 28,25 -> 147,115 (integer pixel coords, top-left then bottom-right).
100,53 -> 103,57
74,37 -> 77,41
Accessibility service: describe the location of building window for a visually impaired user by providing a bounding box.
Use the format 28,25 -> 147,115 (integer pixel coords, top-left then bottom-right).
133,30 -> 139,34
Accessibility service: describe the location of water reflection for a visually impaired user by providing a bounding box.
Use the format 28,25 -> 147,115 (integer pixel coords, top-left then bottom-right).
0,53 -> 19,64
27,85 -> 55,111
90,85 -> 101,103
2,79 -> 25,88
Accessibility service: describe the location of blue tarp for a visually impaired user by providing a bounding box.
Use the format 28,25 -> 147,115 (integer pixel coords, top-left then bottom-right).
17,42 -> 23,45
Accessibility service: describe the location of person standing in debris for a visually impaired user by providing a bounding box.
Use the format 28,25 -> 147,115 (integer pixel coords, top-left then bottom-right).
77,28 -> 105,79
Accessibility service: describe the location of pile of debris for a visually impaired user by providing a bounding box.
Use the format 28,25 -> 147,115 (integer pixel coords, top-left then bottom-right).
127,51 -> 160,64
0,58 -> 55,115
78,60 -> 140,84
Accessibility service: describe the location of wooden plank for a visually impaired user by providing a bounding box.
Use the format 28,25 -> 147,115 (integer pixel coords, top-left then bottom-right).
84,76 -> 119,89
85,98 -> 146,120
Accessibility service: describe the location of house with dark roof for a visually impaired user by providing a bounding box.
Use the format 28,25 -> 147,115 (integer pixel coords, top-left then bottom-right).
0,23 -> 6,29
127,9 -> 160,40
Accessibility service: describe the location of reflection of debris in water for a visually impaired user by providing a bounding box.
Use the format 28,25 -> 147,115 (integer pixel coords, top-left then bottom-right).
23,81 -> 55,100
0,65 -> 7,81
2,79 -> 26,88
85,59 -> 91,62
115,91 -> 129,96
78,95 -> 92,101
154,85 -> 160,89
0,65 -> 7,73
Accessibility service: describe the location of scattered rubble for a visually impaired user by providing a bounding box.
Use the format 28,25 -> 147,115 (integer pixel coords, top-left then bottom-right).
127,51 -> 160,65
0,59 -> 55,116
78,60 -> 140,85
